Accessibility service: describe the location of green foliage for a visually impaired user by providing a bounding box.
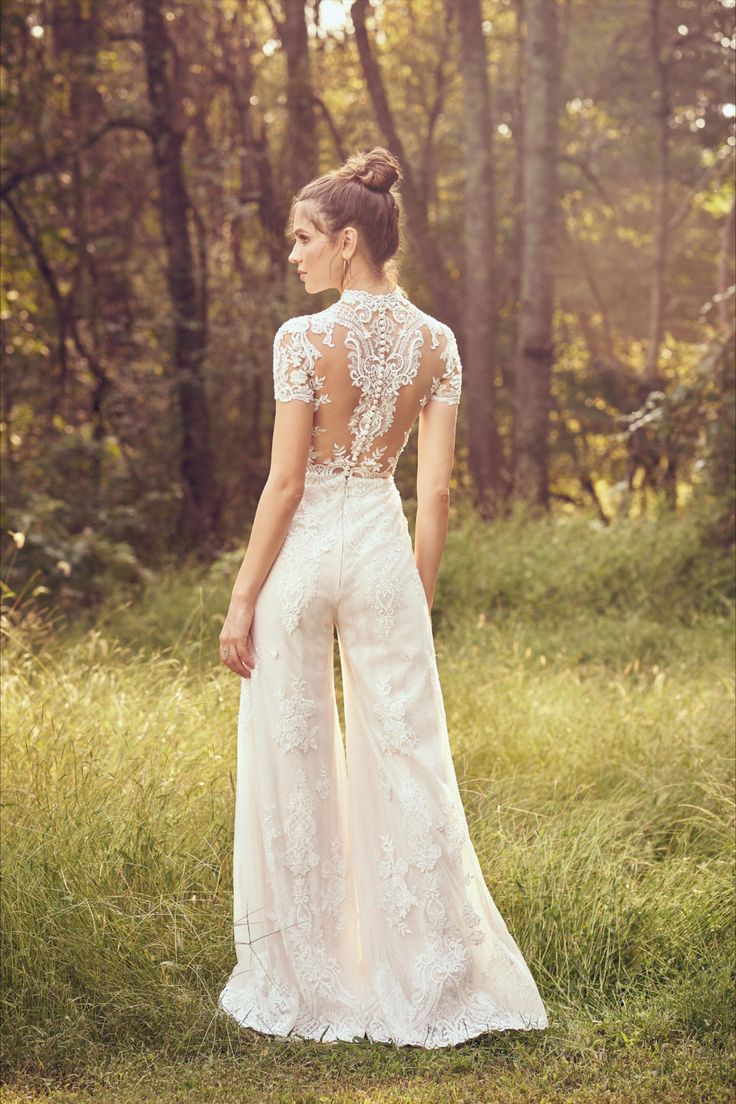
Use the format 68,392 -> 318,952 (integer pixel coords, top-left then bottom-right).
2,0 -> 735,567
1,515 -> 733,1103
432,504 -> 734,635
1,490 -> 155,613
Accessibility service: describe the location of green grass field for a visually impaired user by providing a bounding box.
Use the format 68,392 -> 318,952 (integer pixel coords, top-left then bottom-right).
2,510 -> 734,1103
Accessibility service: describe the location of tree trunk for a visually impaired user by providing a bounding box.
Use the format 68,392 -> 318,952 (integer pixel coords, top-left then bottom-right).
351,0 -> 460,336
644,0 -> 670,389
717,195 -> 735,334
629,0 -> 675,510
142,0 -> 220,550
512,0 -> 560,510
281,0 -> 319,197
454,0 -> 503,516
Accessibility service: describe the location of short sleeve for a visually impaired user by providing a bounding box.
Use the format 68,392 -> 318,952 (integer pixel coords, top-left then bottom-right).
428,326 -> 462,405
272,323 -> 314,404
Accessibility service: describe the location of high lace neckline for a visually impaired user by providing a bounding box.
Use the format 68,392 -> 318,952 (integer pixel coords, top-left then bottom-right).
340,286 -> 404,303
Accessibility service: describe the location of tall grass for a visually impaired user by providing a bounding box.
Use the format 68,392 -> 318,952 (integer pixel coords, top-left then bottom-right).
1,508 -> 733,1098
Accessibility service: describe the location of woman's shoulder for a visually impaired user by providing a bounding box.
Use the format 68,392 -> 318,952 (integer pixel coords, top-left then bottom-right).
275,294 -> 456,348
410,302 -> 458,350
274,305 -> 335,344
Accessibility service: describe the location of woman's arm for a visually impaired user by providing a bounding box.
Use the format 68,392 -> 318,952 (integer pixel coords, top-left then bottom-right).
229,401 -> 313,607
220,323 -> 317,677
414,399 -> 458,611
414,325 -> 462,610
219,400 -> 312,678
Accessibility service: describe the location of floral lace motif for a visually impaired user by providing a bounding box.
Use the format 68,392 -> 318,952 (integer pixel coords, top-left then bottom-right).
275,487 -> 342,634
315,764 -> 331,800
277,767 -> 361,1008
275,672 -> 318,754
377,834 -> 419,935
321,839 -> 349,936
373,676 -> 416,755
272,287 -> 461,480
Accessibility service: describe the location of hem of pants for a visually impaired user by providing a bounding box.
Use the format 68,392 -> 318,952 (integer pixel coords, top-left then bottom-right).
217,987 -> 549,1049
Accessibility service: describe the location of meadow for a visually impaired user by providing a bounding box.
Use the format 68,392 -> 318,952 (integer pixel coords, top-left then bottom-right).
2,508 -> 734,1103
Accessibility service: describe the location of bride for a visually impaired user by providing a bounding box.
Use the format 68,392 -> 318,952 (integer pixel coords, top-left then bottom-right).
217,146 -> 548,1047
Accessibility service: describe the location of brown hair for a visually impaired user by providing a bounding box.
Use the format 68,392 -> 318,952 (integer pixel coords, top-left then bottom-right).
289,146 -> 404,290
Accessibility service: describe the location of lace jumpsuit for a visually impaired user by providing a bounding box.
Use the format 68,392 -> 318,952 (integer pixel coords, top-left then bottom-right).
218,285 -> 549,1047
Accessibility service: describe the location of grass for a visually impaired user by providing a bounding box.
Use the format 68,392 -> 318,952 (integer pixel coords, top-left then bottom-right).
1,507 -> 734,1102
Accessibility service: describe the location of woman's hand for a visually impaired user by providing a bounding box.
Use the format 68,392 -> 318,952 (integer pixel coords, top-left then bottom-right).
219,598 -> 257,678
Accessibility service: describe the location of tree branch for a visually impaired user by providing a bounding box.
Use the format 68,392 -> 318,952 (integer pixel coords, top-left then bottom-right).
1,117 -> 153,199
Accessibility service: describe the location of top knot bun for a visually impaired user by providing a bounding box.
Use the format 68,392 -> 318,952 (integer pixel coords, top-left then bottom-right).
339,147 -> 403,193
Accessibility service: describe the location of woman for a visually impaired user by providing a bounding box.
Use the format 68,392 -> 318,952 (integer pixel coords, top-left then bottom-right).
217,147 -> 548,1047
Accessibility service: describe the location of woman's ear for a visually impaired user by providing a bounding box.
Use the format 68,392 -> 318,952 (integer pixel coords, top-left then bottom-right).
342,226 -> 358,259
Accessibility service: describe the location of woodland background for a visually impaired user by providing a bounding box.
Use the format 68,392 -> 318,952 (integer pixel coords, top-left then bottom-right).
1,3 -> 735,1103
1,0 -> 734,607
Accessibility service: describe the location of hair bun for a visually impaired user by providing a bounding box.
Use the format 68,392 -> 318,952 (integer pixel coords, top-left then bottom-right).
341,146 -> 402,193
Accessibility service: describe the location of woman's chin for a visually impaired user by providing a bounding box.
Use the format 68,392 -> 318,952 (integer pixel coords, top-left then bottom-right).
299,278 -> 334,295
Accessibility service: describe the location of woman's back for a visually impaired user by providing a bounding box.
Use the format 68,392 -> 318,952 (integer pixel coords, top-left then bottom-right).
273,286 -> 462,480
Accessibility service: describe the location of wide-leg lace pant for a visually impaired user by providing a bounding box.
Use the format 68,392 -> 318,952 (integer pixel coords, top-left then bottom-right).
217,468 -> 548,1047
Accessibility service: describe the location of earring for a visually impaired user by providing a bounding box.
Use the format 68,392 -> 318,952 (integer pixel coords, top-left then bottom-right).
342,257 -> 351,290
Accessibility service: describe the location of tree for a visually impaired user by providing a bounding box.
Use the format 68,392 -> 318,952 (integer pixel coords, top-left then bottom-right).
454,0 -> 504,517
512,0 -> 561,509
142,0 -> 220,549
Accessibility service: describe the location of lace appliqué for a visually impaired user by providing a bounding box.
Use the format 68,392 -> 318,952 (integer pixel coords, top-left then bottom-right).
373,676 -> 417,755
462,899 -> 486,946
275,673 -> 318,754
273,288 -> 461,480
377,834 -> 418,935
272,322 -> 331,409
428,326 -> 462,406
398,778 -> 442,872
282,772 -> 319,877
315,764 -> 331,799
277,768 -> 360,1006
436,792 -> 468,857
321,839 -> 349,935
358,506 -> 404,636
262,802 -> 280,852
276,491 -> 342,634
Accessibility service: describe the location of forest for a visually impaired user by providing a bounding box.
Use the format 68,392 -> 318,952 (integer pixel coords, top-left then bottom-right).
2,2 -> 735,1103
1,0 -> 734,602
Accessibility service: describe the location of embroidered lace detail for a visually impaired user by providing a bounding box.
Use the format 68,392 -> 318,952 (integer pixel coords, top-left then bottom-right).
283,772 -> 319,877
315,764 -> 331,800
377,834 -> 418,935
275,673 -> 318,754
347,499 -> 405,634
272,287 -> 462,481
428,325 -> 462,405
373,676 -> 416,755
275,487 -> 342,633
262,802 -> 280,852
462,899 -> 486,945
273,325 -> 331,407
276,768 -> 361,1009
321,839 -> 349,935
436,793 -> 468,857
398,778 -> 442,871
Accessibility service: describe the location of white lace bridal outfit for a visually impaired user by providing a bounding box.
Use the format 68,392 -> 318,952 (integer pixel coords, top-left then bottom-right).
218,285 -> 549,1047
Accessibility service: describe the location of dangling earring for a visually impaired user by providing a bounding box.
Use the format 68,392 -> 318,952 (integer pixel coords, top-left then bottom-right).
342,257 -> 351,291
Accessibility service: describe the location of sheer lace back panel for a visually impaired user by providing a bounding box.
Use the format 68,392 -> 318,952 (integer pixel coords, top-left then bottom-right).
272,286 -> 462,479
